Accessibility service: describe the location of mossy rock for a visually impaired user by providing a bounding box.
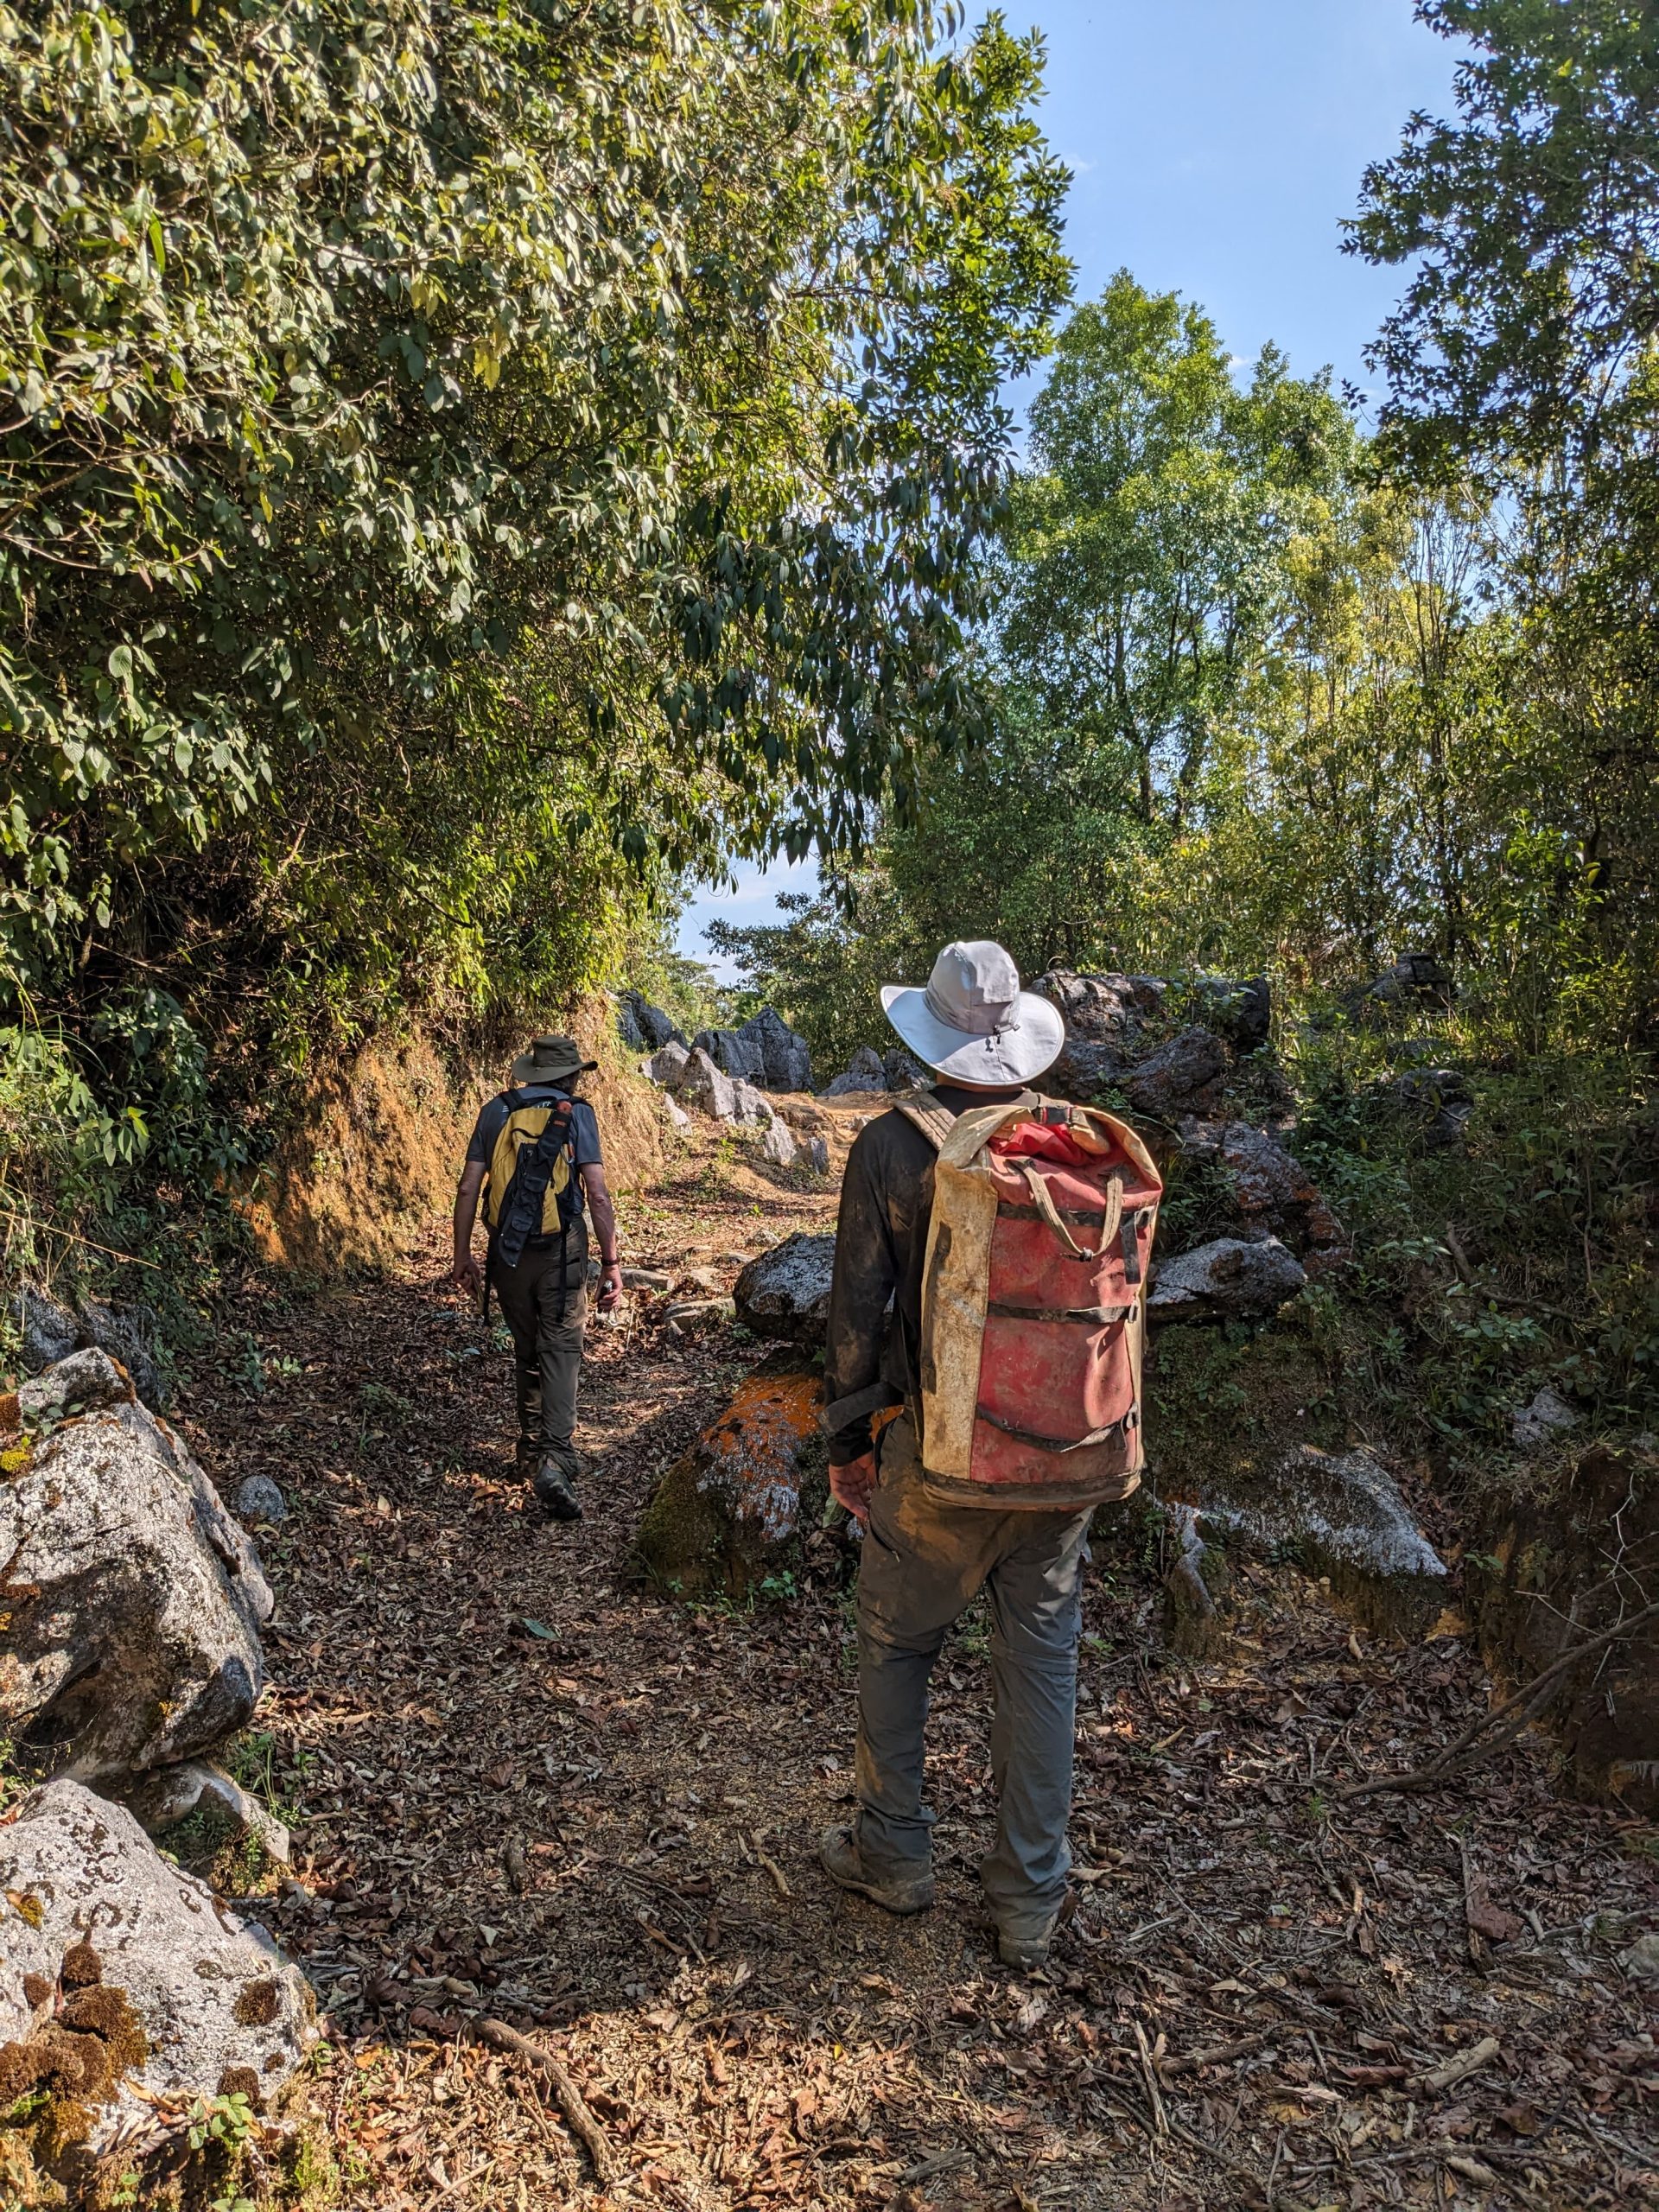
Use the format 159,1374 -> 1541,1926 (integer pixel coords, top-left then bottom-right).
633,1358 -> 829,1601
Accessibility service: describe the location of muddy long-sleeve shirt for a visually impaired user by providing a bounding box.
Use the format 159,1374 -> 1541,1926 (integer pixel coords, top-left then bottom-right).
823,1083 -> 1027,1467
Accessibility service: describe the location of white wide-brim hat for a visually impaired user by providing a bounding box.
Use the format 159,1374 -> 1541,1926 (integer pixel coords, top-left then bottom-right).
881,939 -> 1065,1085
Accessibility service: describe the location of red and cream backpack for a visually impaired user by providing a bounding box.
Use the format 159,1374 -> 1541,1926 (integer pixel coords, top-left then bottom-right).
895,1090 -> 1163,1509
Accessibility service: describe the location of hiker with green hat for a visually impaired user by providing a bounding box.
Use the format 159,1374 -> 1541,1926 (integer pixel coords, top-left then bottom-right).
449,1034 -> 623,1521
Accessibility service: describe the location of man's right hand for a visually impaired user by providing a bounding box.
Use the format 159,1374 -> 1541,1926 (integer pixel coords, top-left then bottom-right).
830,1450 -> 877,1525
450,1253 -> 483,1297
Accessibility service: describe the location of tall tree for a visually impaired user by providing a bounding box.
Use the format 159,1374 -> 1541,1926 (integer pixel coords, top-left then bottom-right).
996,272 -> 1349,831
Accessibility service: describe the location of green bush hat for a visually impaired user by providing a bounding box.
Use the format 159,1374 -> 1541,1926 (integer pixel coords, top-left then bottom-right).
510,1033 -> 598,1085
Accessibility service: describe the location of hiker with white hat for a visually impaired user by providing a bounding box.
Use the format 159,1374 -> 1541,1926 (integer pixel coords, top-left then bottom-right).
818,942 -> 1162,1969
449,1034 -> 624,1522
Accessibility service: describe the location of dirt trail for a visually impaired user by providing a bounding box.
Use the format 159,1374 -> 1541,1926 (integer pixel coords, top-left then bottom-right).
180,1126 -> 1657,2212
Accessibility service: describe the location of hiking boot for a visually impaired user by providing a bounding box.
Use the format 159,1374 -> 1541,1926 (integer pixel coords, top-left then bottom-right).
818,1825 -> 935,1916
532,1457 -> 583,1522
995,1890 -> 1076,1972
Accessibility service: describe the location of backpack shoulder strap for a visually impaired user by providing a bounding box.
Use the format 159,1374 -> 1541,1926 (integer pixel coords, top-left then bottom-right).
891,1087 -> 956,1153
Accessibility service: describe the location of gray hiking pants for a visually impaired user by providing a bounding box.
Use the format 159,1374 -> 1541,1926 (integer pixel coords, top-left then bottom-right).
855,1415 -> 1090,1936
489,1223 -> 588,1470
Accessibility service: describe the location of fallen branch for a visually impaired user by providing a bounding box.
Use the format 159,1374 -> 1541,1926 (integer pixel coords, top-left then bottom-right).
1161,2029 -> 1274,2077
1333,1600 -> 1659,1805
475,2016 -> 615,2184
1408,2034 -> 1501,2097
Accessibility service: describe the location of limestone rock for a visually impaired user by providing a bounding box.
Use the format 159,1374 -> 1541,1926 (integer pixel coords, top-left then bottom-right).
2,1351 -> 272,1782
1148,1236 -> 1306,1324
690,1026 -> 764,1084
1164,1444 -> 1447,1639
1122,1025 -> 1231,1119
1030,969 -> 1166,1046
13,1283 -> 78,1374
1512,1386 -> 1580,1452
1385,1065 -> 1473,1151
759,1116 -> 798,1169
803,1135 -> 830,1175
1181,1118 -> 1344,1259
615,995 -> 647,1051
664,1094 -> 690,1131
233,1473 -> 289,1527
737,1006 -> 813,1093
76,1297 -> 164,1408
621,990 -> 686,1051
728,1077 -> 776,1128
1049,1036 -> 1130,1099
1187,974 -> 1271,1053
644,1038 -> 690,1088
1351,952 -> 1456,1019
621,1267 -> 675,1293
734,1232 -> 836,1346
633,1362 -> 828,1599
821,1046 -> 887,1097
117,1758 -> 292,1866
0,1779 -> 315,2145
678,1046 -> 738,1122
881,1045 -> 930,1091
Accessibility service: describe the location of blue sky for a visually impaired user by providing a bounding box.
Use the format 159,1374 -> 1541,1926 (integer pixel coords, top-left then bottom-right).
680,0 -> 1463,982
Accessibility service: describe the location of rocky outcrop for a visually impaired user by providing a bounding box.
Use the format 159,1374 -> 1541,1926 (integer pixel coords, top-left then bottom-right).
734,1233 -> 836,1345
1466,1435 -> 1659,1811
619,990 -> 686,1052
633,1361 -> 829,1599
821,1045 -> 887,1097
687,1007 -> 812,1093
10,1285 -> 164,1403
644,1038 -> 690,1088
881,1045 -> 928,1091
1383,1065 -> 1473,1150
1147,1236 -> 1306,1324
1179,1118 -> 1345,1261
677,1046 -> 738,1122
1350,952 -> 1456,1018
1122,1026 -> 1230,1119
1511,1385 -> 1580,1452
1186,974 -> 1271,1053
1031,969 -> 1166,1046
1159,1444 -> 1448,1639
13,1282 -> 79,1372
3,1349 -> 271,1783
739,1006 -> 813,1093
0,1780 -> 315,2153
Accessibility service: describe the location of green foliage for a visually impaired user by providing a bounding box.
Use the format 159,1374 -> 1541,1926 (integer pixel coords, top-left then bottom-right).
0,0 -> 1068,1013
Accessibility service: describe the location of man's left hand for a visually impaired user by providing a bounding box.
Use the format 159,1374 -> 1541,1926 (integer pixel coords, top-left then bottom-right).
596,1261 -> 624,1312
830,1450 -> 877,1525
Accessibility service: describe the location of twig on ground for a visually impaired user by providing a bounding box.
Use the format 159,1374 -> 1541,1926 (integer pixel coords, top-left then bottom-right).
1408,2034 -> 1501,2096
1131,2019 -> 1168,2139
474,2017 -> 615,2185
1334,1601 -> 1659,1804
1161,2030 -> 1274,2077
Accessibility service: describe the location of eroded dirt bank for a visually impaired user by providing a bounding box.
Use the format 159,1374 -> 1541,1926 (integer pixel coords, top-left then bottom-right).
177,1122 -> 1658,2212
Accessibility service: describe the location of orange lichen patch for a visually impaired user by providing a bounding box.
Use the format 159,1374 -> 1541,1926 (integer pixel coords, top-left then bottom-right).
700,1371 -> 827,1544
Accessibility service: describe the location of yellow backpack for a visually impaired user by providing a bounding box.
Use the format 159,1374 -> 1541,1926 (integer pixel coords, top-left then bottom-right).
484,1089 -> 583,1255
